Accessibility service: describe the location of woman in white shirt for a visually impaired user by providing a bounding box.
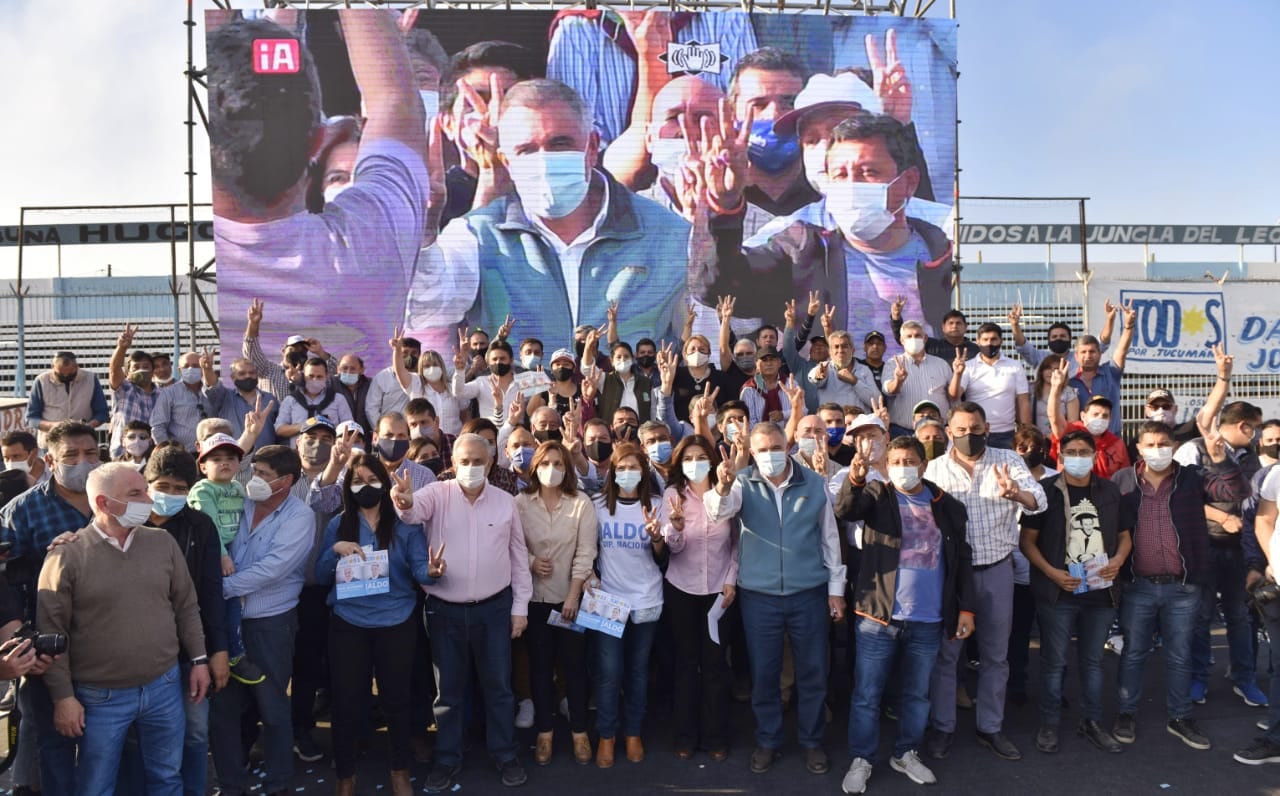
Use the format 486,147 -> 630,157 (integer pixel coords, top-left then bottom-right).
590,442 -> 667,769
390,337 -> 465,435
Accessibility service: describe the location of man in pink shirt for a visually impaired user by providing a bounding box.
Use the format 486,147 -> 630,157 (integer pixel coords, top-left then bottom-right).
391,433 -> 533,792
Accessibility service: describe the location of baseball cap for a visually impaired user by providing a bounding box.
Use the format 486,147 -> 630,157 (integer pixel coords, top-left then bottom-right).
549,348 -> 576,366
772,72 -> 884,138
912,400 -> 941,416
864,330 -> 886,345
756,346 -> 782,361
1145,388 -> 1175,405
197,433 -> 243,463
336,420 -> 366,440
299,416 -> 336,435
285,335 -> 307,347
848,414 -> 886,433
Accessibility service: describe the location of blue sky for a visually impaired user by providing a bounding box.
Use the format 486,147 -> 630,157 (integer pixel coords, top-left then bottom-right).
0,0 -> 1276,277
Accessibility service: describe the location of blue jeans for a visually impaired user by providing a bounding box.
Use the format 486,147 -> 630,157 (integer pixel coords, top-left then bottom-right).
117,661 -> 209,796
209,610 -> 298,795
76,663 -> 185,796
20,674 -> 78,796
1191,545 -> 1256,687
425,589 -> 517,767
1037,598 -> 1115,726
1118,579 -> 1200,719
225,596 -> 246,661
739,585 -> 830,749
848,618 -> 941,762
595,617 -> 660,739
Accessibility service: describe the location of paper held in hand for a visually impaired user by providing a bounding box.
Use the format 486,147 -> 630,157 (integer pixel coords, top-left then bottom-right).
335,547 -> 391,600
1068,553 -> 1113,594
545,588 -> 631,638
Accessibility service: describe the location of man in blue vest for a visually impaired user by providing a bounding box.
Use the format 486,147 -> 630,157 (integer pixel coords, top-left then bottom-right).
405,77 -> 691,353
705,421 -> 847,777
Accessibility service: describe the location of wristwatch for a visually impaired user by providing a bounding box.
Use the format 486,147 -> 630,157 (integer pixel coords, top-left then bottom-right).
190,656 -> 209,666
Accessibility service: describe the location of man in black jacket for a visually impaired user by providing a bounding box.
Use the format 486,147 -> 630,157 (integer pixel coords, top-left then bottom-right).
834,436 -> 973,794
1020,430 -> 1133,756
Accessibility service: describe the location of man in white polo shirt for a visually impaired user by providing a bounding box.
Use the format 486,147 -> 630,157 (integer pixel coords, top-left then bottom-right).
947,322 -> 1029,450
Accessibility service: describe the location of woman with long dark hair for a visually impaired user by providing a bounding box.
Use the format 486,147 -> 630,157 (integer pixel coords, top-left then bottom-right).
662,434 -> 737,761
516,441 -> 598,766
314,452 -> 443,796
590,442 -> 667,768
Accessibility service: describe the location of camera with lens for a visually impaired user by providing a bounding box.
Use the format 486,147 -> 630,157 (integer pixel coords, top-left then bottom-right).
12,623 -> 67,657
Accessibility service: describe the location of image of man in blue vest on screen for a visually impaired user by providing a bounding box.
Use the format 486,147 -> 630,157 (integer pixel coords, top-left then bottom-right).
404,78 -> 691,354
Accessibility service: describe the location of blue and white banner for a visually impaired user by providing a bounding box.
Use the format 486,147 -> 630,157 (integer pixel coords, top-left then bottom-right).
1087,280 -> 1280,375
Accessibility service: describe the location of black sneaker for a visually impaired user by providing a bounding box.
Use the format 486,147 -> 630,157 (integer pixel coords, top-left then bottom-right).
1077,719 -> 1122,753
1233,738 -> 1280,765
925,728 -> 953,760
1035,725 -> 1058,754
749,746 -> 781,773
425,763 -> 462,793
1166,718 -> 1211,750
498,757 -> 528,787
804,747 -> 829,775
1113,714 -> 1137,744
976,731 -> 1022,761
229,655 -> 267,686
292,736 -> 323,762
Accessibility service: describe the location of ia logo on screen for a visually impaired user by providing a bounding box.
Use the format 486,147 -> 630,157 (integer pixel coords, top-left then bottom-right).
253,39 -> 301,74
660,41 -> 729,76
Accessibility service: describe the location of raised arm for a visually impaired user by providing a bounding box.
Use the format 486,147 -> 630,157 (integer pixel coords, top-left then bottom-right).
108,323 -> 138,391
717,295 -> 736,371
1111,300 -> 1136,371
599,10 -> 673,190
1195,342 -> 1233,433
340,9 -> 426,160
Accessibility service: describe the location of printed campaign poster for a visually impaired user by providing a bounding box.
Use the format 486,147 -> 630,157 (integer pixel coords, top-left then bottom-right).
205,9 -> 957,368
335,548 -> 391,600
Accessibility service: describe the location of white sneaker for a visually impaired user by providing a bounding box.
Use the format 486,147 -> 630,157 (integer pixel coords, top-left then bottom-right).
842,758 -> 872,794
890,749 -> 937,785
515,698 -> 535,729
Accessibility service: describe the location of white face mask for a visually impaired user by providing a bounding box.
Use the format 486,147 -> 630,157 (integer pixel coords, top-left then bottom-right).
123,437 -> 151,457
305,378 -> 327,395
505,150 -> 590,219
1141,446 -> 1174,472
537,465 -> 565,487
681,459 -> 711,483
180,367 -> 203,385
755,451 -> 788,477
246,475 -> 277,502
803,141 -> 831,194
649,135 -> 687,178
422,366 -> 444,382
826,173 -> 904,243
903,337 -> 926,356
1084,416 -> 1110,436
686,351 -> 709,368
110,497 -> 154,530
614,358 -> 633,374
888,465 -> 920,492
705,412 -> 717,428
614,470 -> 643,493
419,89 -> 440,129
5,459 -> 29,474
456,464 -> 487,490
1149,408 -> 1174,426
323,183 -> 349,205
797,437 -> 819,457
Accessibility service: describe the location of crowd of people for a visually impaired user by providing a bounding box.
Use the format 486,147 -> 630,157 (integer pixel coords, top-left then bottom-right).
0,7 -> 1276,796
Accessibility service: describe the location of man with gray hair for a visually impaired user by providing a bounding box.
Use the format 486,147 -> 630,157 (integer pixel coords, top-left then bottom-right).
39,462 -> 209,794
883,319 -> 953,437
391,432 -> 533,792
406,77 -> 692,352
26,352 -> 109,450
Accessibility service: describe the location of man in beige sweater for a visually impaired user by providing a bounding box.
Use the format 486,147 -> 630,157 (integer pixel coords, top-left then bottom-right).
38,462 -> 209,795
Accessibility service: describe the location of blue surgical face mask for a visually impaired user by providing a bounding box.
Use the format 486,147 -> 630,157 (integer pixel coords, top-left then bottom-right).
338,372 -> 359,386
150,491 -> 188,518
614,470 -> 643,493
506,150 -> 590,219
646,441 -> 672,465
521,353 -> 542,371
747,119 -> 800,175
512,446 -> 536,471
1062,455 -> 1095,479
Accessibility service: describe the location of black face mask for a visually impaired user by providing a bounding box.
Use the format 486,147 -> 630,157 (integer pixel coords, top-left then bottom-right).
421,456 -> 444,475
1020,448 -> 1045,470
636,355 -> 656,369
377,438 -> 410,463
533,429 -> 563,444
586,440 -> 613,463
1047,339 -> 1071,355
613,423 -> 638,442
404,354 -> 420,371
551,366 -> 575,383
1261,443 -> 1280,459
574,340 -> 587,358
233,377 -> 257,393
352,485 -> 384,509
920,440 -> 945,461
979,344 -> 1002,359
952,433 -> 987,458
470,346 -> 489,359
489,362 -> 512,377
56,371 -> 76,384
